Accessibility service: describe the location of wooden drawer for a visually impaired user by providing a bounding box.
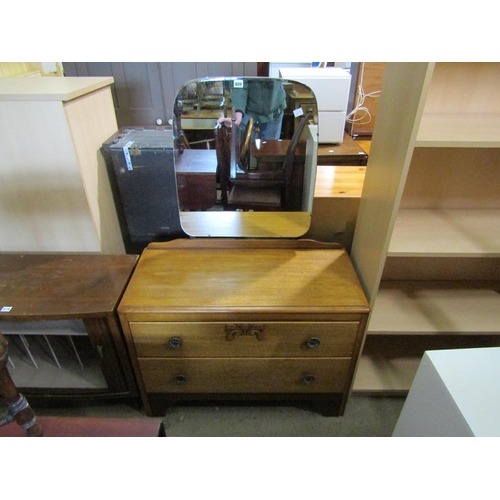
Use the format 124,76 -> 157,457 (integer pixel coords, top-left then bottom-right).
130,321 -> 359,358
139,357 -> 351,393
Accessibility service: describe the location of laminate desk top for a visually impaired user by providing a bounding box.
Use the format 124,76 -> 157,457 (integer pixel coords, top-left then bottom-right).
0,76 -> 114,101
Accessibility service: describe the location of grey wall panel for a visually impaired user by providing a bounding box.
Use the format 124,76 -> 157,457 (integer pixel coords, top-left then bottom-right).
62,61 -> 259,127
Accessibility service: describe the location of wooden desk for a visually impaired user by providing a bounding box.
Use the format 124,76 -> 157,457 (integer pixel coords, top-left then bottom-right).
251,132 -> 368,166
175,149 -> 218,211
118,238 -> 369,417
316,133 -> 368,165
0,253 -> 138,401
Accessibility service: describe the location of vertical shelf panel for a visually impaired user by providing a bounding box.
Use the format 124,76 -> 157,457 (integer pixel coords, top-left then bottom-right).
350,63 -> 434,304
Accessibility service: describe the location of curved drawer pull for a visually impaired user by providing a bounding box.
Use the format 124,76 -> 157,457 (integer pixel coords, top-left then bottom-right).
167,336 -> 183,349
306,337 -> 321,349
302,375 -> 316,385
174,374 -> 187,385
225,323 -> 265,341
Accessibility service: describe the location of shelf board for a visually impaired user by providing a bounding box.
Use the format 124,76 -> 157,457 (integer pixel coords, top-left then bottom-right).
369,281 -> 500,335
416,114 -> 500,148
0,76 -> 114,102
354,352 -> 419,393
389,209 -> 500,257
353,334 -> 500,392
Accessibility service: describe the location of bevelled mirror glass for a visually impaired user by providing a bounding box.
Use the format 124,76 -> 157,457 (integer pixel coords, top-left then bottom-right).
173,77 -> 318,238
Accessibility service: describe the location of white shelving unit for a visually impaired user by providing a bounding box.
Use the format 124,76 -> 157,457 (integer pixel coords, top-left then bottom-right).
0,76 -> 124,253
350,62 -> 500,393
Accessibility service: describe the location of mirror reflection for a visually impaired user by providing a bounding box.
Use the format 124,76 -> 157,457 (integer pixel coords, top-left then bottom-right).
173,77 -> 318,219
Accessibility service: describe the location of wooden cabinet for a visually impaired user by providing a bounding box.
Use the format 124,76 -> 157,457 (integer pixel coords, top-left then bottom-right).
118,239 -> 369,416
350,63 -> 500,393
0,76 -> 124,254
0,254 -> 139,401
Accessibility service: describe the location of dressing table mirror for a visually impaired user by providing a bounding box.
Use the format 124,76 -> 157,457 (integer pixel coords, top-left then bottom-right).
117,76 -> 369,418
172,76 -> 319,238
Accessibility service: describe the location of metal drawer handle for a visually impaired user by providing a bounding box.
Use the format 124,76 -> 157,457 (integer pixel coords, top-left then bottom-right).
306,337 -> 321,349
225,323 -> 265,341
174,375 -> 187,385
302,375 -> 316,385
167,336 -> 183,349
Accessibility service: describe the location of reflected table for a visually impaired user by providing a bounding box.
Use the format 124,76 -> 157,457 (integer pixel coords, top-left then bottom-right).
251,132 -> 368,166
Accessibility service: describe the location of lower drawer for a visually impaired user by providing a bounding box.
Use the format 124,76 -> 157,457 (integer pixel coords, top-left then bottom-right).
139,357 -> 351,394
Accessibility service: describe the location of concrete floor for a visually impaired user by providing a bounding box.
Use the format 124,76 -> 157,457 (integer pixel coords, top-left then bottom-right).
31,394 -> 406,437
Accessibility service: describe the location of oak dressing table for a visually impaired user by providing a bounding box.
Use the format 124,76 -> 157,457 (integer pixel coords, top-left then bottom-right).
118,238 -> 369,416
117,76 -> 369,417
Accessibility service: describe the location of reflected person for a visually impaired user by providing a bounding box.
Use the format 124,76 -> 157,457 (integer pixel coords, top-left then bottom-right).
218,78 -> 287,140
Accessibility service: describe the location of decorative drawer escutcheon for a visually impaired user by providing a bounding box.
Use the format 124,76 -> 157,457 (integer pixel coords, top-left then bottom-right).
225,323 -> 265,341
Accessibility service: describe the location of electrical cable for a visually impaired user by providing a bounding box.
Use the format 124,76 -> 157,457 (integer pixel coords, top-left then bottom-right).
346,62 -> 381,125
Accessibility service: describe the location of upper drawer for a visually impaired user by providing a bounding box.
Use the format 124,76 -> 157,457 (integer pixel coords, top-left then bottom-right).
130,321 -> 359,358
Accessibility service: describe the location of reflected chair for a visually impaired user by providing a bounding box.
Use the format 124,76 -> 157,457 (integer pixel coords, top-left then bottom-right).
215,112 -> 312,211
0,332 -> 43,436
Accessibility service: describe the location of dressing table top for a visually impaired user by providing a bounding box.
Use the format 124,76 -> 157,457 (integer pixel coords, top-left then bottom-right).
118,239 -> 369,318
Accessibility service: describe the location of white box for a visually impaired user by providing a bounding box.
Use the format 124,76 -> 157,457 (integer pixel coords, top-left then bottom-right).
318,111 -> 347,144
279,67 -> 351,143
393,347 -> 500,437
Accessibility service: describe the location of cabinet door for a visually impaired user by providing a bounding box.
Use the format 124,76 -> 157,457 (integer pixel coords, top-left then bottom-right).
3,317 -> 134,396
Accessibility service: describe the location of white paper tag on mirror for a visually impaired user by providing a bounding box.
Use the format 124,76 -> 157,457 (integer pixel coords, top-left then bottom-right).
293,107 -> 304,117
